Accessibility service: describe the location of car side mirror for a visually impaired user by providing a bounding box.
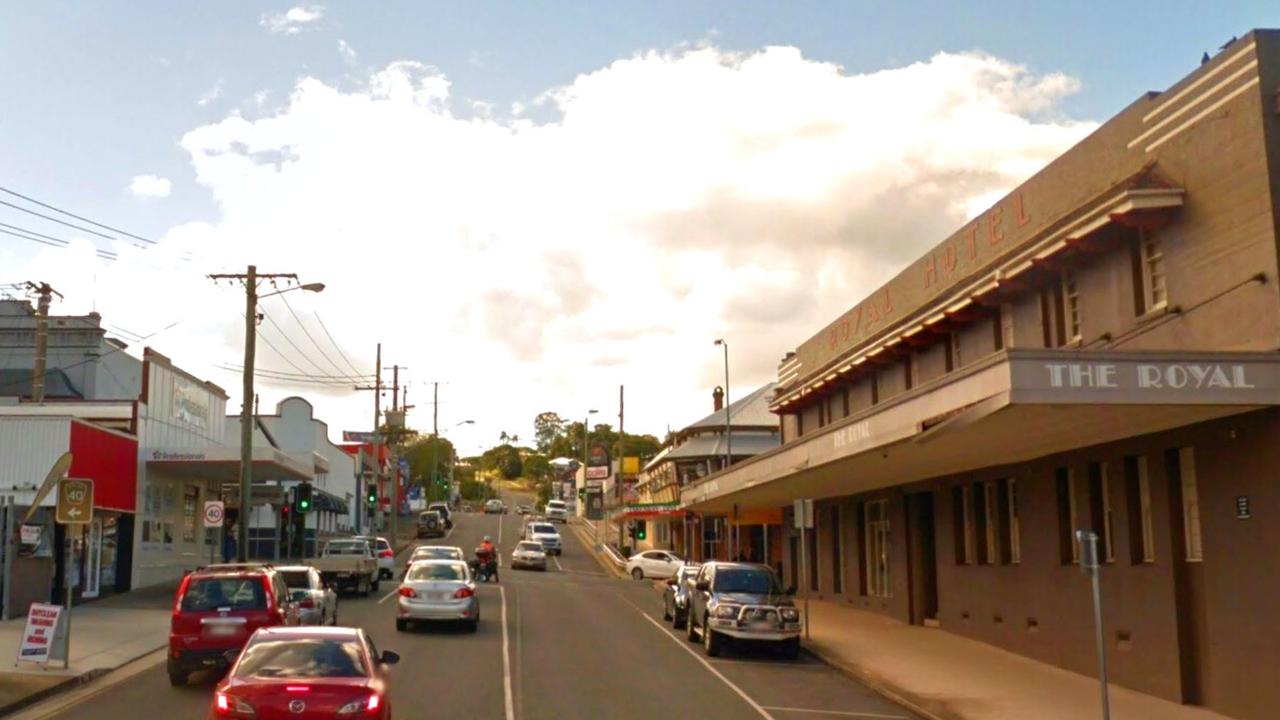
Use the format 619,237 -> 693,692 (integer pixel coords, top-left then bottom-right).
695,580 -> 710,592
380,650 -> 400,666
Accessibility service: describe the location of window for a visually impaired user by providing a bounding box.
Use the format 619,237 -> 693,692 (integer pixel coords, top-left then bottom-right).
950,331 -> 961,370
1140,232 -> 1168,311
1062,269 -> 1082,343
1088,462 -> 1115,563
1000,478 -> 1021,565
807,524 -> 819,592
182,486 -> 199,543
1124,456 -> 1156,564
980,481 -> 998,564
904,357 -> 914,391
1055,467 -> 1079,564
796,412 -> 804,438
1178,447 -> 1203,561
842,388 -> 850,418
817,401 -> 826,429
864,500 -> 891,597
830,506 -> 844,594
953,486 -> 975,565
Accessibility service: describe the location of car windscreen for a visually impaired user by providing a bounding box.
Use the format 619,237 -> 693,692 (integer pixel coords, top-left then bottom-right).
546,501 -> 565,508
181,577 -> 267,611
714,568 -> 784,595
279,571 -> 312,589
234,638 -> 367,679
531,524 -> 556,534
516,542 -> 543,552
326,542 -> 367,555
407,563 -> 465,581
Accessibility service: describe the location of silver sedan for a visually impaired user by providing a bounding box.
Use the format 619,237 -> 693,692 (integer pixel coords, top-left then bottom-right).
278,565 -> 338,626
512,540 -> 548,571
395,560 -> 479,632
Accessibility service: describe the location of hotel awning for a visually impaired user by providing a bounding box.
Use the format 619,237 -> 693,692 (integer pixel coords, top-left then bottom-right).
685,349 -> 1280,512
145,445 -> 314,483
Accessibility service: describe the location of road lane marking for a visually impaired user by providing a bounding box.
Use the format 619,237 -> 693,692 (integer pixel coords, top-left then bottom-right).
498,512 -> 504,544
552,554 -> 563,571
632,604 -> 775,720
500,584 -> 516,720
377,586 -> 399,604
762,709 -> 908,719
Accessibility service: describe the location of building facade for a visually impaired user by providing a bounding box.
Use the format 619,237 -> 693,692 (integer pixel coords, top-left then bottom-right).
683,30 -> 1280,720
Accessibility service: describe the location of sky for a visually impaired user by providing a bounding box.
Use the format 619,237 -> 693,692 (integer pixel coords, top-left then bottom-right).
1,2 -> 1277,455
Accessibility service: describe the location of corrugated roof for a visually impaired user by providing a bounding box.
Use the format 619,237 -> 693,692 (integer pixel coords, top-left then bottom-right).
684,382 -> 778,430
664,431 -> 779,460
0,369 -> 83,399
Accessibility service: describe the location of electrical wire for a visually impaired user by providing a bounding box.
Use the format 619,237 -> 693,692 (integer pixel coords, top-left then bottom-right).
0,186 -> 156,244
314,311 -> 366,379
257,306 -> 340,378
218,363 -> 371,381
277,293 -> 367,382
0,223 -> 117,260
214,364 -> 364,387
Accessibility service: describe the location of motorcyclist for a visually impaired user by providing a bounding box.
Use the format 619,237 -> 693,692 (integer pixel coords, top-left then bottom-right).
474,536 -> 499,582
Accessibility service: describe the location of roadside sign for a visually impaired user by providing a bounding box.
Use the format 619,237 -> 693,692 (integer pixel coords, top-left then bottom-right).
203,500 -> 225,528
17,603 -> 67,666
585,466 -> 610,480
55,478 -> 93,525
793,498 -> 814,529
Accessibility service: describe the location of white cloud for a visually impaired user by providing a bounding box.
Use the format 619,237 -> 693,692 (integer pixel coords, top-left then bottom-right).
337,39 -> 357,66
197,80 -> 224,107
17,44 -> 1095,453
261,5 -> 324,35
128,174 -> 172,198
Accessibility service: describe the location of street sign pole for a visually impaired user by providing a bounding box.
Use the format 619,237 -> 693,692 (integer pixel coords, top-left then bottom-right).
1076,529 -> 1111,720
794,498 -> 814,640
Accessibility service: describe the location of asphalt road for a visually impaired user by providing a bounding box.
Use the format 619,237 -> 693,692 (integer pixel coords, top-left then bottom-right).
26,492 -> 917,720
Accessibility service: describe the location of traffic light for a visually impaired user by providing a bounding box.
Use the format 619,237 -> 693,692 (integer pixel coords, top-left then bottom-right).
295,483 -> 313,513
635,520 -> 647,541
366,485 -> 377,506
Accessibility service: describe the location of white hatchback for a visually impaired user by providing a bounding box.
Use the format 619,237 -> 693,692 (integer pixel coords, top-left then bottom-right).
626,550 -> 684,580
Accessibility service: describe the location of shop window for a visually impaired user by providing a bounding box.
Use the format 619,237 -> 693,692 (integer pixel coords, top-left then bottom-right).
1140,232 -> 1168,312
855,501 -> 868,595
978,481 -> 998,565
1087,462 -> 1115,563
807,525 -> 820,592
183,486 -> 199,543
949,332 -> 961,370
796,412 -> 805,438
1062,269 -> 1082,343
998,478 -> 1021,565
830,506 -> 844,594
904,357 -> 915,391
817,402 -> 827,429
1177,447 -> 1203,561
842,388 -> 851,418
952,485 -> 975,565
1055,467 -> 1079,564
864,500 -> 891,598
1124,456 -> 1156,564
992,305 -> 1006,351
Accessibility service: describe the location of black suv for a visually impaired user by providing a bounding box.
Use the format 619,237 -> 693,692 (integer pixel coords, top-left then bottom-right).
686,561 -> 801,659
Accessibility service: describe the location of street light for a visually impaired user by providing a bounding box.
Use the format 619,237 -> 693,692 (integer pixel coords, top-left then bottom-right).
444,420 -> 474,493
714,338 -> 733,561
233,272 -> 323,562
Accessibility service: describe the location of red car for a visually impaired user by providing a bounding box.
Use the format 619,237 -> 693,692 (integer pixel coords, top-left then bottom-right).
210,626 -> 398,719
169,563 -> 302,686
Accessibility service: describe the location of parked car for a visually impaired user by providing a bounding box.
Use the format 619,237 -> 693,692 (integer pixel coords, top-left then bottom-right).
416,510 -> 446,539
544,499 -> 568,523
511,541 -> 548,571
211,626 -> 398,719
483,499 -> 506,514
408,545 -> 465,565
354,535 -> 396,579
307,539 -> 380,596
396,560 -> 479,632
516,503 -> 532,515
686,561 -> 801,659
277,565 -> 338,626
427,501 -> 453,529
167,563 -> 300,686
524,522 -> 562,555
662,563 -> 702,629
626,550 -> 685,580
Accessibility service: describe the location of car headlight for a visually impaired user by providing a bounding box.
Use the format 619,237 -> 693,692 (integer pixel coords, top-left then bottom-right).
713,604 -> 741,619
780,607 -> 800,622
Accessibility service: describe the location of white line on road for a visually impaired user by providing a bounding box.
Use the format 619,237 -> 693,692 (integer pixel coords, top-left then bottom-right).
552,554 -> 563,571
632,606 -> 775,720
500,584 -> 516,720
761,708 -> 908,719
377,586 -> 399,604
497,512 -> 504,544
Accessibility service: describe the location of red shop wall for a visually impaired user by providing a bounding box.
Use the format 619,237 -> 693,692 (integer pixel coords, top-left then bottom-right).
68,420 -> 138,513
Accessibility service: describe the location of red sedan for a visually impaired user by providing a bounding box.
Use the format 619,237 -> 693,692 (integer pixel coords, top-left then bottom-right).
210,626 -> 398,719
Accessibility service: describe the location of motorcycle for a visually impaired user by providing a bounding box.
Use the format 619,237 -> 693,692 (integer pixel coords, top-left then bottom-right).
470,550 -> 499,583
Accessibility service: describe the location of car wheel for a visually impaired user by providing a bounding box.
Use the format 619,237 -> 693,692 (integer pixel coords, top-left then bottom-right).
673,610 -> 687,630
687,612 -> 699,642
631,568 -> 644,581
780,637 -> 801,660
662,598 -> 672,621
167,669 -> 187,687
395,618 -> 408,632
467,619 -> 479,633
704,622 -> 723,657
371,577 -> 381,593
359,578 -> 371,597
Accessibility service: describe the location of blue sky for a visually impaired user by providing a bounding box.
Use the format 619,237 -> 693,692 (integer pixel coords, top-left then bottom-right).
1,2 -> 1277,447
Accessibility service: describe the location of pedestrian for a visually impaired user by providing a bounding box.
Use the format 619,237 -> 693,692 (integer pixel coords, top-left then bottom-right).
223,524 -> 238,563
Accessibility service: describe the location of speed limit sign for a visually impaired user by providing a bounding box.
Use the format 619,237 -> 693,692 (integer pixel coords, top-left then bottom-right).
203,501 -> 225,528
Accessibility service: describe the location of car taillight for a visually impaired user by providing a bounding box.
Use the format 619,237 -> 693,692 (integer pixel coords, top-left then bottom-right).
337,694 -> 381,715
214,692 -> 254,716
379,549 -> 393,558
398,586 -> 417,598
453,587 -> 474,599
173,575 -> 192,617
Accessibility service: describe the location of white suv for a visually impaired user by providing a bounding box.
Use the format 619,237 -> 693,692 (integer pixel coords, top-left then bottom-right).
544,499 -> 568,523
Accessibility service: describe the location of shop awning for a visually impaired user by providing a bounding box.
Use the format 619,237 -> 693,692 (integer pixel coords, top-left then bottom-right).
144,445 -> 313,483
313,487 -> 349,514
685,349 -> 1280,512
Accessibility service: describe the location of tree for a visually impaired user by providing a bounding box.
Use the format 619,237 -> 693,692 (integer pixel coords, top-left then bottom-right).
523,453 -> 551,481
533,411 -> 565,453
403,435 -> 455,490
617,433 -> 662,461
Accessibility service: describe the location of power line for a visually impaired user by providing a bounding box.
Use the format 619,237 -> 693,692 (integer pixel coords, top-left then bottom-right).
0,186 -> 155,244
0,222 -> 68,246
257,306 -> 338,378
0,226 -> 64,249
0,223 -> 117,260
314,311 -> 365,379
0,198 -> 122,243
215,366 -> 366,387
277,293 -> 366,382
218,362 -> 371,381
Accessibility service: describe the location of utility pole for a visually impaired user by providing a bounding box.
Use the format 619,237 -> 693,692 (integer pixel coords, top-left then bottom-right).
618,385 -> 625,551
388,364 -> 399,546
24,282 -> 62,403
428,382 -> 439,503
209,266 -> 307,562
354,344 -> 383,534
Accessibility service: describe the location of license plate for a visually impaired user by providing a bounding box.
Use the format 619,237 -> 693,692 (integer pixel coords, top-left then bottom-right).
207,625 -> 238,637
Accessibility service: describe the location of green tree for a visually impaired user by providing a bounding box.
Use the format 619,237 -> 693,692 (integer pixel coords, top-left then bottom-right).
403,435 -> 455,493
533,411 -> 565,453
523,453 -> 551,481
